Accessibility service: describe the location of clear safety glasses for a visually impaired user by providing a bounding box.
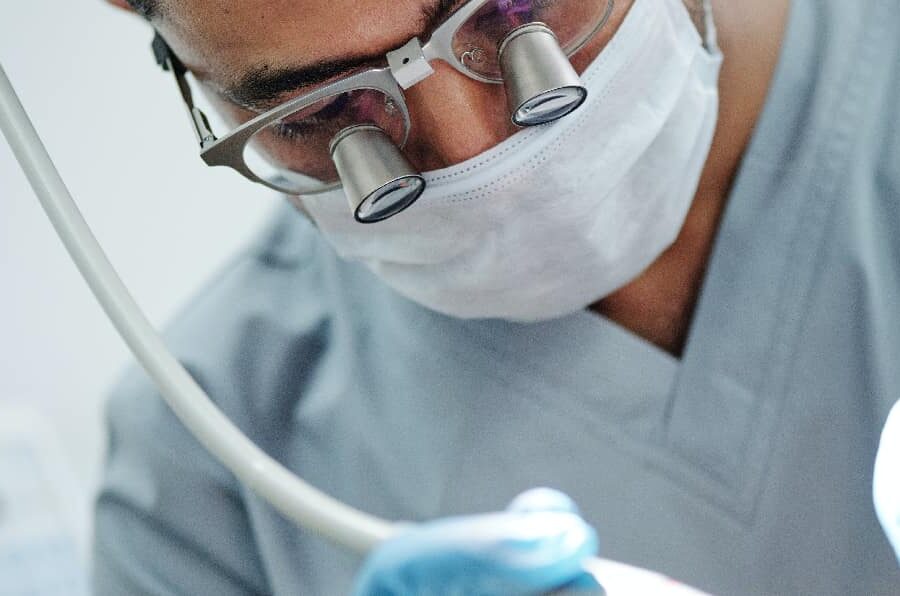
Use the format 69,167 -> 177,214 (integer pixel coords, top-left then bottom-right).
154,0 -> 615,222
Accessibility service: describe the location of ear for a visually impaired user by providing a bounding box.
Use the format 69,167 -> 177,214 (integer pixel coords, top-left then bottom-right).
105,0 -> 135,13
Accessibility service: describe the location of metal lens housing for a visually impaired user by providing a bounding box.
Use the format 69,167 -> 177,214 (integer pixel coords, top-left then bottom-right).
329,124 -> 425,223
498,22 -> 588,126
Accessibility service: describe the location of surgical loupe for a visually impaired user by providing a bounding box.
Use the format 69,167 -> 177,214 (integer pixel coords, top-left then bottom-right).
329,124 -> 426,223
155,0 -> 615,223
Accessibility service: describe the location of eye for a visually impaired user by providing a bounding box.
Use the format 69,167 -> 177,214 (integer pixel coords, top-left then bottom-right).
273,92 -> 352,139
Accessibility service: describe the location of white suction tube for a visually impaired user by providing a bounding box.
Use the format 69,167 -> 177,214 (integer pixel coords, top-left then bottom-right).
0,63 -> 396,554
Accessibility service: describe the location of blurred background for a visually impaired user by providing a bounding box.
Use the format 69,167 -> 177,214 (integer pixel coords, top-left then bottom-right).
1,2 -> 276,591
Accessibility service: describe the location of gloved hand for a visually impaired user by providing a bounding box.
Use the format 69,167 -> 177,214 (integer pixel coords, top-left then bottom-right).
874,400 -> 900,563
353,488 -> 602,596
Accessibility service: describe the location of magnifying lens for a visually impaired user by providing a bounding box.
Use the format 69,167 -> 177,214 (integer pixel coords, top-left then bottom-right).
0,63 -> 608,594
499,22 -> 588,126
329,124 -> 426,224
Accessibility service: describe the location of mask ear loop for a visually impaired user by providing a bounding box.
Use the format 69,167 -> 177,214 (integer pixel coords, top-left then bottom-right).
688,0 -> 718,53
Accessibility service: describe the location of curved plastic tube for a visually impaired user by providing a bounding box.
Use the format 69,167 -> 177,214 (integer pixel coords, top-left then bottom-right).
0,63 -> 396,555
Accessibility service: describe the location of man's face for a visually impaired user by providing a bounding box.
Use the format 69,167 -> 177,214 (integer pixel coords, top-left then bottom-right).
147,0 -> 637,172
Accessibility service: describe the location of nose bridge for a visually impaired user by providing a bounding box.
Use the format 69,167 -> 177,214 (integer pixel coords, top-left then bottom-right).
401,60 -> 517,171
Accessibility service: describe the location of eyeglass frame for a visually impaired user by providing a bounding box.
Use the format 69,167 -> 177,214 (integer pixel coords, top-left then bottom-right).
151,0 -> 615,196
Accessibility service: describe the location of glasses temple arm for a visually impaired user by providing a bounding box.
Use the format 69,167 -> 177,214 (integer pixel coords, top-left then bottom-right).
152,34 -> 217,148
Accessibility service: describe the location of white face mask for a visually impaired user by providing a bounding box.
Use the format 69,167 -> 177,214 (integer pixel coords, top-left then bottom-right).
300,0 -> 723,321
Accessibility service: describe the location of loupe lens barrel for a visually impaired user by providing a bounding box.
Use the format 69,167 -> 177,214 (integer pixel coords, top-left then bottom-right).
498,23 -> 588,126
330,124 -> 425,223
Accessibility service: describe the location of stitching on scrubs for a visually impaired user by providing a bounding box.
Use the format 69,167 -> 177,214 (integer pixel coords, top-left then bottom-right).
397,317 -> 698,516
751,0 -> 895,517
645,1 -> 897,527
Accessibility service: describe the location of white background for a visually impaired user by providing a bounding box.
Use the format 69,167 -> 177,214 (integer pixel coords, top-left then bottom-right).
1,1 -> 276,559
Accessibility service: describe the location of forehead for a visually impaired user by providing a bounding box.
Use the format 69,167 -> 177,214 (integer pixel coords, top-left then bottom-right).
160,0 -> 435,84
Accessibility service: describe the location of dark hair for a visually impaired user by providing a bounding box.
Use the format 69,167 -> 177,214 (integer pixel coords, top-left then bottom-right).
127,0 -> 160,19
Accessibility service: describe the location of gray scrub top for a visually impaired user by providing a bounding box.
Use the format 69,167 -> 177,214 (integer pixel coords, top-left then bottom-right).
93,1 -> 900,594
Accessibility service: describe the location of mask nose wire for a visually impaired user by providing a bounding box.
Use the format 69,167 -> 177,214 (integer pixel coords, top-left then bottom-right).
327,23 -> 589,222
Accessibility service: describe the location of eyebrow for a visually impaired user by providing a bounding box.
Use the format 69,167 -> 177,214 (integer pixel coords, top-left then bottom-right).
222,0 -> 460,112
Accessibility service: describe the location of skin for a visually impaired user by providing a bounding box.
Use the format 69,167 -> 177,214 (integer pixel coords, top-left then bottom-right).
109,0 -> 790,356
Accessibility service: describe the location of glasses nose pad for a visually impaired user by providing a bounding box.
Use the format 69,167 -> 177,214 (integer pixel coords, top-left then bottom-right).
498,22 -> 588,127
329,124 -> 426,223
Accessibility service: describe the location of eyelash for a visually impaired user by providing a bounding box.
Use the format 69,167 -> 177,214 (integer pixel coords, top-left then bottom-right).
273,92 -> 352,140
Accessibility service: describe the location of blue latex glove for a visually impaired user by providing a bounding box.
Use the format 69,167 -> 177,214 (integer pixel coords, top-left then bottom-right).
874,400 -> 900,563
353,488 -> 602,596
